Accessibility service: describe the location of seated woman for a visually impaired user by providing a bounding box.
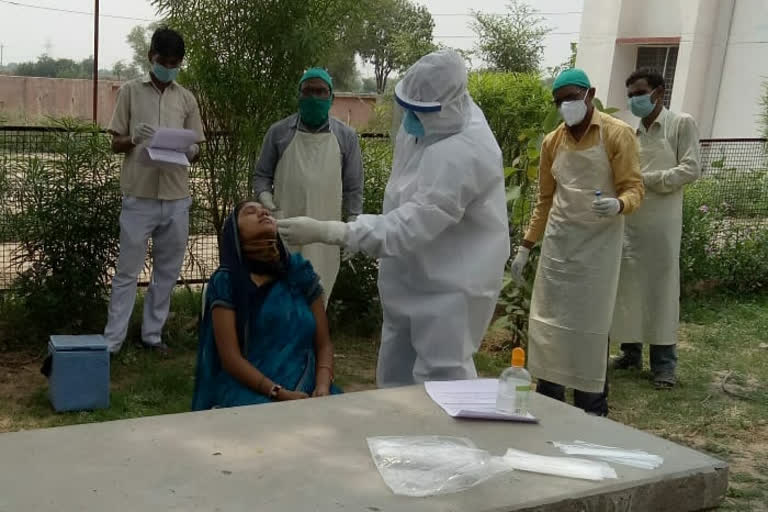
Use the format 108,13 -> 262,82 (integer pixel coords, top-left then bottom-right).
192,201 -> 341,410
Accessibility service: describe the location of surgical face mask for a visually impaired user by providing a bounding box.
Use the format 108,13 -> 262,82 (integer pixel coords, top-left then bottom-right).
559,94 -> 588,127
628,92 -> 657,118
152,61 -> 180,83
403,110 -> 425,138
299,97 -> 332,127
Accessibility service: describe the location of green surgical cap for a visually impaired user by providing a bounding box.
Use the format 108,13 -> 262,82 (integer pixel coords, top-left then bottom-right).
300,67 -> 333,92
552,68 -> 591,92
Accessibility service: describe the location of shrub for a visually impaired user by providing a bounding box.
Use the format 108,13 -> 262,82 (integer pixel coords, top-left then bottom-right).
3,119 -> 121,344
681,178 -> 768,293
468,71 -> 552,166
330,137 -> 392,335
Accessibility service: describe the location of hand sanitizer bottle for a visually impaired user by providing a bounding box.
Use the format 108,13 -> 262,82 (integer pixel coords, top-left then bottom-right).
496,347 -> 531,415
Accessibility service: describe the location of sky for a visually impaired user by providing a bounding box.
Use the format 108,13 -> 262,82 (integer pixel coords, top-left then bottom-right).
0,0 -> 583,72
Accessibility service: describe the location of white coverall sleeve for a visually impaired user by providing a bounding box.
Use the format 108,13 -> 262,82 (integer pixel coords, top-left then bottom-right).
643,115 -> 701,194
347,152 -> 489,259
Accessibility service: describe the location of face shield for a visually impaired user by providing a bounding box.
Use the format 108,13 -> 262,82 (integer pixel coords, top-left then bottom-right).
392,79 -> 442,140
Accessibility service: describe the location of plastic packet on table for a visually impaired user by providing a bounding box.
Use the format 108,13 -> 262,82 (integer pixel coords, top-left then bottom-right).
550,440 -> 664,469
503,448 -> 618,481
366,436 -> 513,497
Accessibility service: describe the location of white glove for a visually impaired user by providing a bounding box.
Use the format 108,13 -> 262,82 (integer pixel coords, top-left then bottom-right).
131,123 -> 156,145
277,217 -> 348,247
185,143 -> 200,161
341,216 -> 359,262
510,247 -> 530,284
257,191 -> 283,218
592,197 -> 622,217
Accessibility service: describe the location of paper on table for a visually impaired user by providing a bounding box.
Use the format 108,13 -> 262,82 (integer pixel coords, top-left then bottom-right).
146,128 -> 199,166
424,379 -> 538,423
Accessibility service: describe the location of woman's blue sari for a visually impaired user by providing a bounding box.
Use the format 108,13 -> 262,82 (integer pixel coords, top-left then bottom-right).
192,210 -> 341,411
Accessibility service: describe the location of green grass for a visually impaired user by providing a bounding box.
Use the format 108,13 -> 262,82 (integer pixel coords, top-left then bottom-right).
1,290 -> 767,509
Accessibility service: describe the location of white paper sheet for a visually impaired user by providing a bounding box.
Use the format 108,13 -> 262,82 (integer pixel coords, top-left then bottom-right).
424,379 -> 538,423
145,128 -> 199,166
147,147 -> 191,166
148,128 -> 199,150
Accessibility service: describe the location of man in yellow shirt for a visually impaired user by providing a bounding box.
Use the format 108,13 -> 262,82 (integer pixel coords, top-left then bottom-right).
510,68 -> 644,416
104,28 -> 205,354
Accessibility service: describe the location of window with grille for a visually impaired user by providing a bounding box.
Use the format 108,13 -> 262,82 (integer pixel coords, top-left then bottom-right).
636,46 -> 679,107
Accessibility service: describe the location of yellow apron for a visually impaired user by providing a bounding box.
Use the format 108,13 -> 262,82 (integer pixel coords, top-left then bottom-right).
528,131 -> 624,393
611,119 -> 681,345
273,129 -> 343,302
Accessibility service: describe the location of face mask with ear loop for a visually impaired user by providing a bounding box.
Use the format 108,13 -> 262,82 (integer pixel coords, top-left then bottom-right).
559,91 -> 589,127
629,88 -> 660,118
152,60 -> 180,83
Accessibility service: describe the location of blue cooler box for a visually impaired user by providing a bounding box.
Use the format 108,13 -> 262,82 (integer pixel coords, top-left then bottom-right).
48,335 -> 110,412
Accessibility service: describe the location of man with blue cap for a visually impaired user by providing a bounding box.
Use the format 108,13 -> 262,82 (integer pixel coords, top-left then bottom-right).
253,68 -> 363,304
277,50 -> 509,387
510,68 -> 644,415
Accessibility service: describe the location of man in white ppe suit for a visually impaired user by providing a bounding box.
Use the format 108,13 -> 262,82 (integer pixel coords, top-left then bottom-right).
278,50 -> 509,387
610,68 -> 701,389
510,68 -> 644,416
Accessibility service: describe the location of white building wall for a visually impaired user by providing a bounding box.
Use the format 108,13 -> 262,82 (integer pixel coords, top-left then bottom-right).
574,0 -> 623,108
576,0 -> 768,138
711,0 -> 768,138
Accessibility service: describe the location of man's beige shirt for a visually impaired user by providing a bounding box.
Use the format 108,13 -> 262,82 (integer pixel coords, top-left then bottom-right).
108,76 -> 205,200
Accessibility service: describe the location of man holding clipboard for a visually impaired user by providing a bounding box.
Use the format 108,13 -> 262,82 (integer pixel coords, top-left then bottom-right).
104,27 -> 205,354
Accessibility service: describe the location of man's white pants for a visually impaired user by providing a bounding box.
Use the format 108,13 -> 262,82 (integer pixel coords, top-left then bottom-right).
104,195 -> 191,353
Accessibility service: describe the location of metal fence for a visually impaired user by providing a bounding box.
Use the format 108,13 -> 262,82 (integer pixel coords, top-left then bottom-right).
696,138 -> 768,232
0,125 -> 765,290
0,126 -> 220,290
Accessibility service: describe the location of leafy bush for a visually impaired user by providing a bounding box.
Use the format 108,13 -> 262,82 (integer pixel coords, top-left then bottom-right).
467,72 -> 555,347
2,119 -> 121,344
681,178 -> 768,293
330,137 -> 392,335
468,71 -> 552,166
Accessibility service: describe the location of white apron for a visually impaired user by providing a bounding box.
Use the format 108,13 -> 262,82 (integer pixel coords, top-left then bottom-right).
611,120 -> 681,346
528,132 -> 624,393
273,129 -> 343,302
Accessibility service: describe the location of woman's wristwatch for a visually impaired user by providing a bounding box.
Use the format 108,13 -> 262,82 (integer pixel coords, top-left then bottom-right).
269,384 -> 282,399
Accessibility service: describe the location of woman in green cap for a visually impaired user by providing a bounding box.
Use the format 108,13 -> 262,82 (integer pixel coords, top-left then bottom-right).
252,68 -> 364,305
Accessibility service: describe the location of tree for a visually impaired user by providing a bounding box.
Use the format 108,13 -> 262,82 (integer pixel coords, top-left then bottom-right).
361,77 -> 378,93
152,0 -> 360,238
14,55 -> 95,79
326,49 -> 360,92
126,22 -> 161,74
110,60 -> 141,81
471,0 -> 551,73
547,42 -> 578,81
357,0 -> 437,93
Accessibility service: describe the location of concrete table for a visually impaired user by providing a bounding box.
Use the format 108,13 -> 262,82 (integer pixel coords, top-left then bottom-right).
0,386 -> 727,511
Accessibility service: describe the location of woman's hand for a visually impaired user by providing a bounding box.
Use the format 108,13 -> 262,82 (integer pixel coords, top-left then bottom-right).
277,389 -> 309,401
312,385 -> 331,397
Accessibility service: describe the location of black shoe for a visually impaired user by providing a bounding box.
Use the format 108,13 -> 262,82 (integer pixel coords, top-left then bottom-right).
609,353 -> 642,371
